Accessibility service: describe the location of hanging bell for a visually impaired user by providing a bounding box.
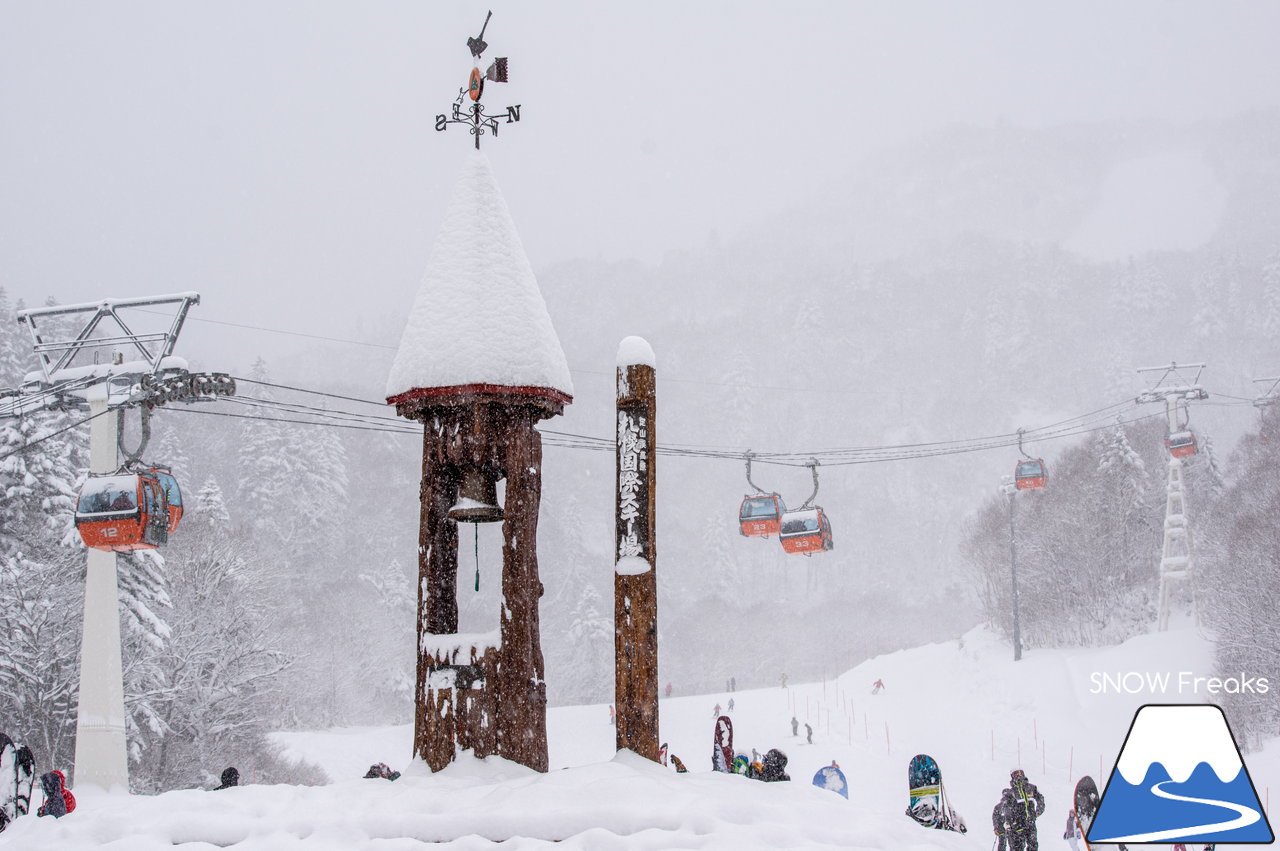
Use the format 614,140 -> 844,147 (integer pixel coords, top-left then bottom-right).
448,466 -> 504,523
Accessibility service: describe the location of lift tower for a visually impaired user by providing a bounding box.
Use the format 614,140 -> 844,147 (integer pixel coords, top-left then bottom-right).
1136,362 -> 1208,632
4,293 -> 232,791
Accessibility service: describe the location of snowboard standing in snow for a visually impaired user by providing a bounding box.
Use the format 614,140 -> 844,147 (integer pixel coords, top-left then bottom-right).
1073,776 -> 1098,851
13,745 -> 33,818
0,733 -> 13,832
712,715 -> 734,773
812,762 -> 848,799
1073,775 -> 1130,851
906,754 -> 966,833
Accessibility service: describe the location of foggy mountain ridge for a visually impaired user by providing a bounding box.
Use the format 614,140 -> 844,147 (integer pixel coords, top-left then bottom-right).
724,112 -> 1280,270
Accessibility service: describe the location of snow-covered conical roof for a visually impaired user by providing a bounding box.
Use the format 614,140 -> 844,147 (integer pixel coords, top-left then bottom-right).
386,152 -> 573,410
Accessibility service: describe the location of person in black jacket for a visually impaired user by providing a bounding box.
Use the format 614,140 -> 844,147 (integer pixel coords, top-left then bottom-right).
999,769 -> 1046,851
993,793 -> 1013,851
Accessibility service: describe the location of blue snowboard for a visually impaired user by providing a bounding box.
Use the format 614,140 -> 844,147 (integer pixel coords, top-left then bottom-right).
812,764 -> 848,798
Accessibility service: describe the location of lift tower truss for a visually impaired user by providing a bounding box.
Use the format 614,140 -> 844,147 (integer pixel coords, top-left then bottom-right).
1135,362 -> 1208,632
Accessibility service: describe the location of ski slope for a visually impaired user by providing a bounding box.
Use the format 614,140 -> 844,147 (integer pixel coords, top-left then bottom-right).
5,624 -> 1276,849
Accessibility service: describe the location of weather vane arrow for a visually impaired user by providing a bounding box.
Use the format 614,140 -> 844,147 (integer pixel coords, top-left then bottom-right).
435,10 -> 521,150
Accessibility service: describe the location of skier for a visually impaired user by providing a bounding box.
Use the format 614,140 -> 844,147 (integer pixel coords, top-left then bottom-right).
791,716 -> 799,737
727,698 -> 735,713
780,673 -> 788,689
805,722 -> 813,744
36,771 -> 74,818
1063,808 -> 1080,851
214,766 -> 239,789
999,769 -> 1045,851
713,702 -> 721,718
761,748 -> 790,782
664,682 -> 673,698
872,678 -> 885,694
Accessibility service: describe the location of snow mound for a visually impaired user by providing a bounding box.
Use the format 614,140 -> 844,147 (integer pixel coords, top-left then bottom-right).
12,623 -> 1271,850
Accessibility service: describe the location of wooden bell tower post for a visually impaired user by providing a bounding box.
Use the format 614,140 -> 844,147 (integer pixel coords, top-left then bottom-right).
388,19 -> 570,770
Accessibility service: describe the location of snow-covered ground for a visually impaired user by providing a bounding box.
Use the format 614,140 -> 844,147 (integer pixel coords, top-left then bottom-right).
5,623 -> 1275,849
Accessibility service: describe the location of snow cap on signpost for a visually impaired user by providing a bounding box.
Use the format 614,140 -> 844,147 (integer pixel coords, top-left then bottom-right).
386,152 -> 572,410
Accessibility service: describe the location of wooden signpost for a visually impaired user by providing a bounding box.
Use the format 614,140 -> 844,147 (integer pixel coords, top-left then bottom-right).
615,337 -> 660,762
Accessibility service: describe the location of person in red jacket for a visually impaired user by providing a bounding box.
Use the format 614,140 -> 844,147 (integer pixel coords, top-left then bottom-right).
37,770 -> 75,818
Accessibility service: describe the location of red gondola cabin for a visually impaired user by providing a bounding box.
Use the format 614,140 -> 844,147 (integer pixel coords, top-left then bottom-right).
739,493 -> 786,538
1014,459 -> 1048,490
75,473 -> 170,551
778,507 -> 833,555
1166,430 -> 1197,459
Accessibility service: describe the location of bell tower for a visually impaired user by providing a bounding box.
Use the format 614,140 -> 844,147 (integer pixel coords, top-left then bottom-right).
388,33 -> 571,766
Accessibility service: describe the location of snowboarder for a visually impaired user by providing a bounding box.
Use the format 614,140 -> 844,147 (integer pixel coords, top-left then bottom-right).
214,766 -> 239,789
761,748 -> 790,782
805,722 -> 813,744
36,770 -> 74,818
363,763 -> 401,781
999,769 -> 1045,851
727,698 -> 735,713
713,702 -> 721,718
664,682 -> 672,698
1063,808 -> 1081,851
791,716 -> 798,736
872,678 -> 885,694
780,673 -> 788,689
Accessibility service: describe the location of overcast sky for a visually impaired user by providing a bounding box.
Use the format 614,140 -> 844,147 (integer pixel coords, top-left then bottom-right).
3,1 -> 1280,368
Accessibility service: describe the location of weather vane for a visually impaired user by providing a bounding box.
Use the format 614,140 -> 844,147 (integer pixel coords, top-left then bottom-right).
435,10 -> 521,149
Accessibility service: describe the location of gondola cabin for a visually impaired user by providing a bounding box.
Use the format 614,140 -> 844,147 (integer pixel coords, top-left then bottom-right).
1166,430 -> 1197,459
778,507 -> 834,555
1014,459 -> 1048,490
739,493 -> 786,537
75,473 -> 170,552
149,468 -> 183,532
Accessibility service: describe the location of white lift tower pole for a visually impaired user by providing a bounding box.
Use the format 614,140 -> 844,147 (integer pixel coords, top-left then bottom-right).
6,293 -> 232,792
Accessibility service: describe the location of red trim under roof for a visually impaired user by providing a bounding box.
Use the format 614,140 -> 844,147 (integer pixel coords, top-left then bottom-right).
387,383 -> 573,408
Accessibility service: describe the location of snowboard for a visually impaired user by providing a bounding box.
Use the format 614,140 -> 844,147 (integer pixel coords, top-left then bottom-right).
813,763 -> 849,799
0,733 -> 12,832
14,745 -> 33,817
906,754 -> 966,832
1073,775 -> 1099,851
732,753 -> 750,776
712,715 -> 734,773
